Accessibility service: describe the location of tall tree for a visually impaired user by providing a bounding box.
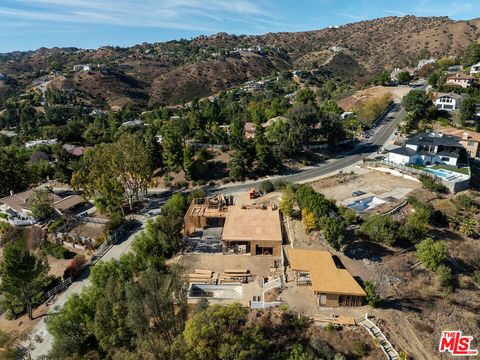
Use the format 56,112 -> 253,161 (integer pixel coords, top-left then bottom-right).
72,133 -> 152,211
0,244 -> 49,319
126,267 -> 187,348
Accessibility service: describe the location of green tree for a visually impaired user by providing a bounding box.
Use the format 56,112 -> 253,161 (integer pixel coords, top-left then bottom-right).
361,214 -> 398,245
180,303 -> 267,360
296,88 -> 316,105
280,185 -> 295,217
183,145 -> 195,180
364,281 -> 381,307
320,216 -> 347,250
460,97 -> 477,125
47,289 -> 96,358
30,189 -> 55,220
126,267 -> 187,348
0,244 -> 49,319
72,133 -> 152,211
436,264 -> 452,288
254,123 -> 280,175
162,121 -> 185,171
93,276 -> 134,353
416,238 -> 448,271
397,71 -> 412,85
401,90 -> 431,114
461,43 -> 480,67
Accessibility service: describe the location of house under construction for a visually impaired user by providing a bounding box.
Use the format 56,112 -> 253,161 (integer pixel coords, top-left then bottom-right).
183,195 -> 234,236
288,248 -> 366,307
184,195 -> 283,256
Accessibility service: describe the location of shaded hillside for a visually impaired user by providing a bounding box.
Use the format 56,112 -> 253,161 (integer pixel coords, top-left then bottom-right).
1,16 -> 480,106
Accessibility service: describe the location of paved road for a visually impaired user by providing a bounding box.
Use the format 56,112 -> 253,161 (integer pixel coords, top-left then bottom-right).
23,221 -> 145,359
212,103 -> 407,195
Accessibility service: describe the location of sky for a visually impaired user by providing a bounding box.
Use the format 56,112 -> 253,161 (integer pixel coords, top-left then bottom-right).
0,0 -> 479,53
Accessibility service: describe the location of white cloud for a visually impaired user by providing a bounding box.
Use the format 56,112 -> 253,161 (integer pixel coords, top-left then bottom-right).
2,0 -> 274,31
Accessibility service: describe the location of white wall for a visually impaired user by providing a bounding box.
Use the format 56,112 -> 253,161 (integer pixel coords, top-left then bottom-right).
387,152 -> 411,165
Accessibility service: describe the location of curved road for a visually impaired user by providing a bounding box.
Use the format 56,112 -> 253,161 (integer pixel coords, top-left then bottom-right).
213,103 -> 406,195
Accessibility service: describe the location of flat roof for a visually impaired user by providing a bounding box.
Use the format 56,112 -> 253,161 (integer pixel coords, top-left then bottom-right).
288,248 -> 366,297
222,206 -> 282,242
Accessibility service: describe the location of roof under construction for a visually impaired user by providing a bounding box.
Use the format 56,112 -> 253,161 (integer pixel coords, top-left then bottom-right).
288,248 -> 366,297
222,206 -> 282,242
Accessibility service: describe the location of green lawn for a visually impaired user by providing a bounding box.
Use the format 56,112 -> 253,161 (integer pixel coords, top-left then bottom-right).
431,165 -> 470,175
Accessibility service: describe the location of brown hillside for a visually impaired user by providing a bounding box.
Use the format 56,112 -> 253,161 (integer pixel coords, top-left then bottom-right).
1,16 -> 480,106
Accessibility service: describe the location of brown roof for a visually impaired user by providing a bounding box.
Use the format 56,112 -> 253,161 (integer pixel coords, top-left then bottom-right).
263,116 -> 288,128
0,189 -> 61,213
222,206 -> 282,242
288,248 -> 366,297
439,128 -> 480,143
53,195 -> 85,212
447,73 -> 474,81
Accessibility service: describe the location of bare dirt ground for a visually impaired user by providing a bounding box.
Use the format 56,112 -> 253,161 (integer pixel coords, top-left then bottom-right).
176,253 -> 279,282
336,85 -> 410,111
308,166 -> 421,214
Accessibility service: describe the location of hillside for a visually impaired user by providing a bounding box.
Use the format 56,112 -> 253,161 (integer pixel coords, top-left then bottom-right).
1,15 -> 480,107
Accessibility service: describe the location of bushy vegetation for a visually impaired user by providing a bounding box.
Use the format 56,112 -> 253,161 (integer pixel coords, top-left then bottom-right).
419,174 -> 449,194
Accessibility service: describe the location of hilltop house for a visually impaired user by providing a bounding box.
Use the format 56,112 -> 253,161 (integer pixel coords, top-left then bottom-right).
183,196 -> 283,256
0,188 -> 86,226
25,138 -> 58,148
439,128 -> 480,158
434,93 -> 465,111
387,132 -> 467,167
288,248 -> 366,307
446,73 -> 475,88
73,64 -> 93,72
470,62 -> 480,75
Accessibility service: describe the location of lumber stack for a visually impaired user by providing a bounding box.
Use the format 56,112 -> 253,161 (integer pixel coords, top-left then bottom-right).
187,269 -> 214,284
219,269 -> 250,284
313,314 -> 356,326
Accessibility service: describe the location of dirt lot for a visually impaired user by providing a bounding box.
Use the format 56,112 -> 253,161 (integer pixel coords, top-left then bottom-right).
336,85 -> 410,111
176,253 -> 279,282
308,166 -> 420,213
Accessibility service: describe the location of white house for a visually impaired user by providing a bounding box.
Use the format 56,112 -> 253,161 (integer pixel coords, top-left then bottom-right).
446,73 -> 475,88
470,62 -> 480,75
25,138 -> 58,148
434,93 -> 465,111
73,64 -> 93,72
387,133 -> 466,167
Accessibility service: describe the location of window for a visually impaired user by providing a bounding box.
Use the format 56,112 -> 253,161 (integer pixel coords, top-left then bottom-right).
441,157 -> 450,162
468,141 -> 475,146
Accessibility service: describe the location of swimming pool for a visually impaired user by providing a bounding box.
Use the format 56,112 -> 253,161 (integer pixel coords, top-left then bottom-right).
347,196 -> 386,212
423,168 -> 469,182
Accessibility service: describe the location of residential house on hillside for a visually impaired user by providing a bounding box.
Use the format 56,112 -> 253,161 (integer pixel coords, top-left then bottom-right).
73,64 -> 93,72
0,188 -> 86,226
262,116 -> 288,128
446,73 -> 475,88
447,65 -> 462,73
439,128 -> 480,158
387,132 -> 467,167
121,119 -> 144,127
63,144 -> 86,157
434,93 -> 465,111
470,62 -> 480,75
25,138 -> 58,148
288,248 -> 366,307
